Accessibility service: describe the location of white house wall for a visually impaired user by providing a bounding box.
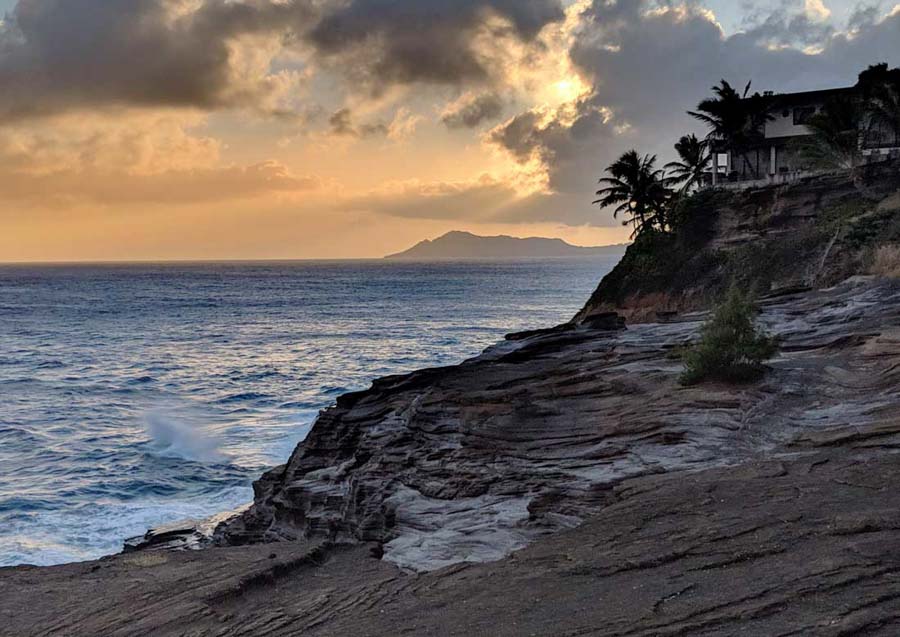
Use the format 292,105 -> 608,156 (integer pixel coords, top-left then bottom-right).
764,101 -> 825,139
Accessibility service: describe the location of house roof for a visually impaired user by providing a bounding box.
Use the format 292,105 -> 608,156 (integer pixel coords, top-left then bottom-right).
765,86 -> 856,106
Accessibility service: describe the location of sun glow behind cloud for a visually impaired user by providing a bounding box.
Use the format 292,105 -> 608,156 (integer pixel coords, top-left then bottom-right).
0,0 -> 896,261
805,0 -> 832,22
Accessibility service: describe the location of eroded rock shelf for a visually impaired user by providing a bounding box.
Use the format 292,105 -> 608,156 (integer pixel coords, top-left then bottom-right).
216,278 -> 900,573
4,278 -> 900,636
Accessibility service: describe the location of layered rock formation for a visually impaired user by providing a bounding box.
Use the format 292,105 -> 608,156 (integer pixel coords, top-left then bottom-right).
216,277 -> 900,573
215,163 -> 900,572
7,275 -> 900,636
8,446 -> 900,636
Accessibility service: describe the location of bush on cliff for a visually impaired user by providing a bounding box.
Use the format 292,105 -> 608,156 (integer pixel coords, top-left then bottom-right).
680,287 -> 778,385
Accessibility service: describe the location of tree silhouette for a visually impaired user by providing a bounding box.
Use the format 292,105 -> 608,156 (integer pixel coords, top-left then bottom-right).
689,80 -> 774,180
794,95 -> 864,171
665,134 -> 711,193
594,150 -> 671,237
858,64 -> 900,149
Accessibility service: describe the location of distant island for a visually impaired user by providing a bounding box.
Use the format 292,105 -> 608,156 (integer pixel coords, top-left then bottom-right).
385,231 -> 628,260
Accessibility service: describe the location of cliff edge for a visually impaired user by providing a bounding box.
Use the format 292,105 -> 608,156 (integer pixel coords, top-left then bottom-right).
577,160 -> 900,323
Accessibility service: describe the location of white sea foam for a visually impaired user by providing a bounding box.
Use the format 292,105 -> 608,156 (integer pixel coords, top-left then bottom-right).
143,407 -> 228,464
1,486 -> 253,566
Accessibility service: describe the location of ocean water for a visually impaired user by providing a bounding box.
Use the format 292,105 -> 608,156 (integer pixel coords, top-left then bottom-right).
0,258 -> 620,567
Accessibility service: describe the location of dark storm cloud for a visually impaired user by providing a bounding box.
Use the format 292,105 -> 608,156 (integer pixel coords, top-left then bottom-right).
328,109 -> 359,136
488,110 -> 547,161
328,108 -> 389,138
441,93 -> 505,129
0,0 -> 319,121
0,0 -> 565,121
308,0 -> 565,90
490,0 -> 900,227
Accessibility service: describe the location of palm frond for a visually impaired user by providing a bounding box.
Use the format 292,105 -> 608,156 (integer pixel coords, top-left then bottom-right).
592,150 -> 673,235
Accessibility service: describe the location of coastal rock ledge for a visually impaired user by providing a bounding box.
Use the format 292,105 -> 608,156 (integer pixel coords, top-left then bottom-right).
4,277 -> 900,635
215,277 -> 900,575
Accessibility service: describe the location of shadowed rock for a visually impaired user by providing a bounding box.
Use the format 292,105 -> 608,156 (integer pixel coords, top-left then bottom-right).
215,278 -> 900,574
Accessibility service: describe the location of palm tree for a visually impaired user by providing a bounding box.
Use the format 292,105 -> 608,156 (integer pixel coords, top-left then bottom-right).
794,96 -> 864,171
665,134 -> 711,193
868,84 -> 900,146
688,80 -> 746,140
594,150 -> 671,237
857,63 -> 900,150
689,80 -> 774,180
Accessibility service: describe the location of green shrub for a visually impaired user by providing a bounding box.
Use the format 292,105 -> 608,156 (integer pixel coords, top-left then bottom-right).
816,199 -> 870,234
680,287 -> 778,385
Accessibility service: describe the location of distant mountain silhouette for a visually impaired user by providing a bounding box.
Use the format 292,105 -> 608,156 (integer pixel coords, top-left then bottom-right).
385,231 -> 628,260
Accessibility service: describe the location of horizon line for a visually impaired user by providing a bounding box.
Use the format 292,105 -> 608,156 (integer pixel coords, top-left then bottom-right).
0,252 -> 629,266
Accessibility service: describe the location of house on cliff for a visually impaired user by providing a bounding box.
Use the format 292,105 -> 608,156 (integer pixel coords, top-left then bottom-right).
710,86 -> 900,189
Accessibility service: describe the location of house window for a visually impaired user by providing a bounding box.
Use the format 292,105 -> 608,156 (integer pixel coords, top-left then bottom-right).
793,106 -> 816,126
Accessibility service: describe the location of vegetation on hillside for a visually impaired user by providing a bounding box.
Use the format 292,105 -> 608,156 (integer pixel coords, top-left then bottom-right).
680,287 -> 778,386
586,189 -> 730,308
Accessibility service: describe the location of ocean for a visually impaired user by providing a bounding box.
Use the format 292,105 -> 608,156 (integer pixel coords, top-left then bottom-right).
0,258 -> 620,567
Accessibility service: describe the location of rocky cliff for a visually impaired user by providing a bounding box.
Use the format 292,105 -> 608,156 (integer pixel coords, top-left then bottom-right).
213,162 -> 900,574
577,159 -> 900,323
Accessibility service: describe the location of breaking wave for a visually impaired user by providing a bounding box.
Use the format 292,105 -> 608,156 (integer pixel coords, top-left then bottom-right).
143,407 -> 228,464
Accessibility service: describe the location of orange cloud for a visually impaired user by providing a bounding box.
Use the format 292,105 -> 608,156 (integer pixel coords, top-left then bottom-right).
0,161 -> 320,208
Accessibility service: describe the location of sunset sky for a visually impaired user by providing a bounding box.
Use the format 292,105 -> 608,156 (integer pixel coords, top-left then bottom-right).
1,0 -> 898,261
